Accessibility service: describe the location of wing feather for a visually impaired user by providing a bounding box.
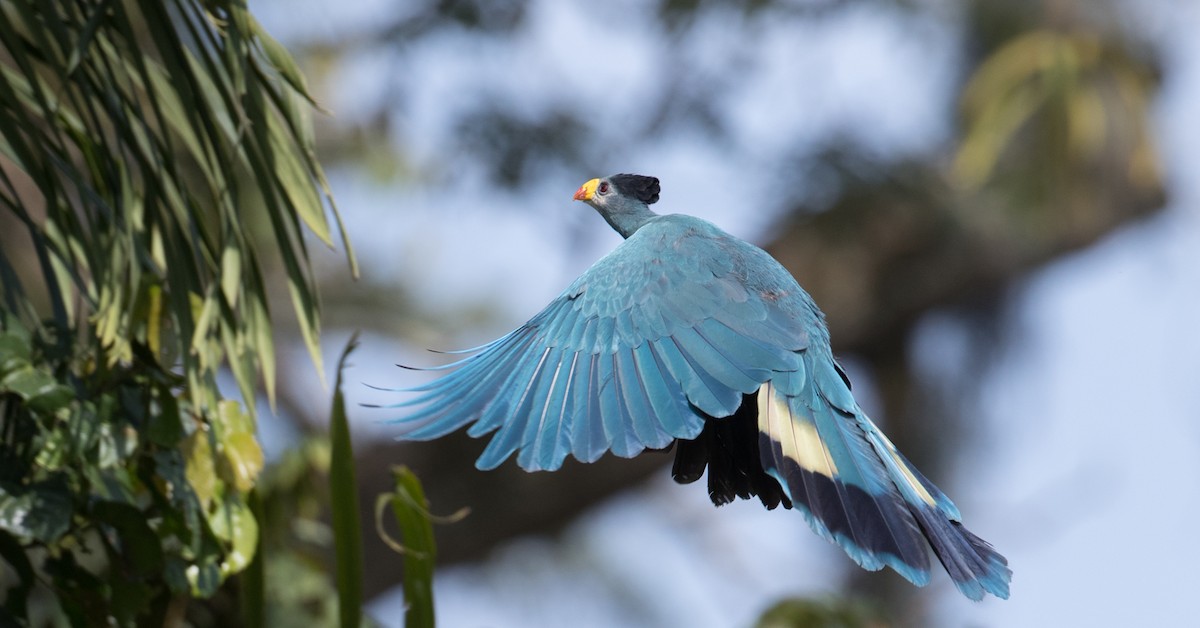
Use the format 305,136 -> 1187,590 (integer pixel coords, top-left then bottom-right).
476,346 -> 558,469
388,216 -> 809,470
631,343 -> 691,437
521,350 -> 579,471
597,352 -> 640,458
672,326 -> 761,393
616,348 -> 673,448
400,329 -> 538,437
571,353 -> 608,463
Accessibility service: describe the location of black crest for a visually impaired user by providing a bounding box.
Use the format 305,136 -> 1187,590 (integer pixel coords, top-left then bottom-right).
609,174 -> 660,205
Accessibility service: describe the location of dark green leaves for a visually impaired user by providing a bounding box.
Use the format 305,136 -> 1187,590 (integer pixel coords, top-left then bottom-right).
0,329 -> 74,414
0,1 -> 354,624
91,501 -> 165,578
0,477 -> 72,543
0,529 -> 34,617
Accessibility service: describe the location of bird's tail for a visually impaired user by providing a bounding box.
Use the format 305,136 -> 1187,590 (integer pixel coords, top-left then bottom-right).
757,361 -> 1011,601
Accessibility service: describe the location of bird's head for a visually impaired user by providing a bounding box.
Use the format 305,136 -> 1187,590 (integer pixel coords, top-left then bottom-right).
572,174 -> 661,238
572,174 -> 660,209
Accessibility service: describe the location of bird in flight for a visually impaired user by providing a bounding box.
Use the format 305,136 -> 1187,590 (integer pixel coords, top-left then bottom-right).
389,174 -> 1011,600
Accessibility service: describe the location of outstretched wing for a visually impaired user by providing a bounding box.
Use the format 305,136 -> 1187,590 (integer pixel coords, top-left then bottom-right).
386,217 -> 809,471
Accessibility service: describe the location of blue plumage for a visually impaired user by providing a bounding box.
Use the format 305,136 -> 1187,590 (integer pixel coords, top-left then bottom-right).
388,174 -> 1011,600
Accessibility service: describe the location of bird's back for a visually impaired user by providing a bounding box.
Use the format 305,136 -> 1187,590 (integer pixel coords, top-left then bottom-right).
610,213 -> 826,346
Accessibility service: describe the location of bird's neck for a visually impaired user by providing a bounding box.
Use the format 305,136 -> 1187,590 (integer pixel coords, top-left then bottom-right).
601,204 -> 657,239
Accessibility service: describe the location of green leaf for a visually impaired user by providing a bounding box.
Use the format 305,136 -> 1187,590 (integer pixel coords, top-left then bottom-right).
388,467 -> 438,628
153,450 -> 202,550
248,14 -> 319,106
222,431 -> 265,495
85,467 -> 139,505
93,500 -> 164,577
0,364 -> 54,397
0,332 -> 31,376
241,489 -> 266,628
247,286 -> 276,409
207,496 -> 258,576
329,335 -> 362,628
216,398 -> 256,437
147,389 -> 184,446
213,400 -> 263,493
220,244 -> 242,307
267,112 -> 331,246
184,428 -> 218,507
163,556 -> 191,594
755,597 -> 881,628
173,556 -> 223,598
110,578 -> 155,627
0,478 -> 72,543
1,365 -> 74,413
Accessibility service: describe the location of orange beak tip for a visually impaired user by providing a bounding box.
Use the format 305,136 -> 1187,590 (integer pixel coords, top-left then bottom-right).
573,178 -> 599,202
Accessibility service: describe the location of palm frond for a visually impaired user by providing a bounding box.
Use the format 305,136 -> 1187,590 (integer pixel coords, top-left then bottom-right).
0,0 -> 356,411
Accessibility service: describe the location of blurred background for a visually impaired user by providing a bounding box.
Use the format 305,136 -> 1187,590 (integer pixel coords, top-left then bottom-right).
245,0 -> 1197,626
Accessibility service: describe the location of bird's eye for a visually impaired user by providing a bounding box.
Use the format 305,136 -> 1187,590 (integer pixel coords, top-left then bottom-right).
597,181 -> 610,195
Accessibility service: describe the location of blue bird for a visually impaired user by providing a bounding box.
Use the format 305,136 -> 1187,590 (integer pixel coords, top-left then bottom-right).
390,174 -> 1011,600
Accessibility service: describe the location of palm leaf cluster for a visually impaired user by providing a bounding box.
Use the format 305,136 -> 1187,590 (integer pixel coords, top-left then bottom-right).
0,0 -> 353,621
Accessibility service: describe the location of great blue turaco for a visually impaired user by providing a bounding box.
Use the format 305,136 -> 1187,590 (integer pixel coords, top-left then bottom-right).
388,174 -> 1011,601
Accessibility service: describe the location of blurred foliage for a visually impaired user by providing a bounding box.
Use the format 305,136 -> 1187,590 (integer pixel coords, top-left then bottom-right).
955,25 -> 1161,206
252,438 -> 345,627
168,345 -> 445,628
0,0 -> 356,623
756,596 -> 886,628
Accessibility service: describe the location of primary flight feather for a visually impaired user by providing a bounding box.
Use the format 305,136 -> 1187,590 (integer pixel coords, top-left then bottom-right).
389,173 -> 1011,600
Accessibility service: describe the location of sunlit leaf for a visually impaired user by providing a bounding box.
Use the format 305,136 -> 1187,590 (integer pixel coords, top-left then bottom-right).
220,245 -> 243,307
189,559 -> 223,598
1,364 -> 74,413
184,428 -> 218,507
248,14 -> 319,106
222,431 -> 265,494
208,496 -> 259,576
268,113 -> 332,246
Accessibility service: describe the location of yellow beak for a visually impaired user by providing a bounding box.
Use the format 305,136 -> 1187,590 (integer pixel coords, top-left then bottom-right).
573,178 -> 600,202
